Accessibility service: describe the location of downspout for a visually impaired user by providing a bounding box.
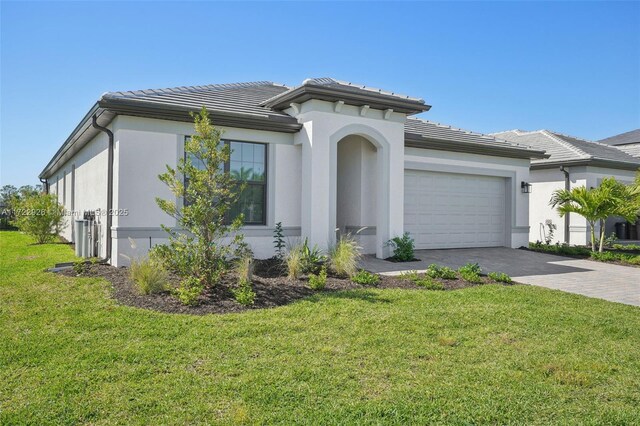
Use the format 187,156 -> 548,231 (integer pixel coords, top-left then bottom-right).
92,115 -> 114,263
39,177 -> 48,194
560,166 -> 570,244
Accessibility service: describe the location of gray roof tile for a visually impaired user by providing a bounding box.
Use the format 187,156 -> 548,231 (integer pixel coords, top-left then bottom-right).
598,129 -> 640,146
406,119 -> 537,151
102,81 -> 295,121
492,129 -> 640,169
617,143 -> 640,158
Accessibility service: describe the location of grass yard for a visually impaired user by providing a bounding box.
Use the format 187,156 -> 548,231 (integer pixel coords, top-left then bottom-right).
1,231 -> 640,425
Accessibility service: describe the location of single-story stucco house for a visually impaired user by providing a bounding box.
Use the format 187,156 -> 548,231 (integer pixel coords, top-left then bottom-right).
491,129 -> 640,245
40,78 -> 547,266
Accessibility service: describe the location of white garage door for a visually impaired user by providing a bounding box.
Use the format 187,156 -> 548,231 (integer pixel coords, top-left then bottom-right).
404,170 -> 507,249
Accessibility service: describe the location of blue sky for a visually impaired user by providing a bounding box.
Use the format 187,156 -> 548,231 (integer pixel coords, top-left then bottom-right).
2,1 -> 639,187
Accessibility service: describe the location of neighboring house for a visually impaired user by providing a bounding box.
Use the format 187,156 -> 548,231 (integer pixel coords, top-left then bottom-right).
598,128 -> 640,159
492,130 -> 640,245
40,78 -> 545,266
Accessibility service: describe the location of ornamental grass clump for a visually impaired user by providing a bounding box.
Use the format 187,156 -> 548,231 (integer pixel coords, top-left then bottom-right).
330,235 -> 361,277
130,257 -> 169,295
285,245 -> 304,280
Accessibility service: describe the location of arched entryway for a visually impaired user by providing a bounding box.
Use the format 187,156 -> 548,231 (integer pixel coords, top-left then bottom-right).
329,124 -> 391,258
336,135 -> 378,253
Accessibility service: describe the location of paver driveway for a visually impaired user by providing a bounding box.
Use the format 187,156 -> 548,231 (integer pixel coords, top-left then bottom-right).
361,247 -> 640,307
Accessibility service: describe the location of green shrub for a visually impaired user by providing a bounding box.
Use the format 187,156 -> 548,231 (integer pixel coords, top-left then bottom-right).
426,264 -> 457,280
308,266 -> 327,290
386,233 -> 415,262
130,258 -> 169,295
300,238 -> 326,274
414,276 -> 445,290
14,193 -> 65,244
72,260 -> 87,276
590,251 -> 640,265
330,236 -> 361,277
458,263 -> 482,283
590,251 -> 618,262
488,271 -> 512,284
613,243 -> 640,251
285,246 -> 303,280
528,243 -> 591,257
174,276 -> 204,305
232,277 -> 256,306
351,270 -> 380,286
626,255 -> 640,265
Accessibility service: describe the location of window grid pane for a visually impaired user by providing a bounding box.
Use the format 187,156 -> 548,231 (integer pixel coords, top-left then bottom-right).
185,137 -> 266,225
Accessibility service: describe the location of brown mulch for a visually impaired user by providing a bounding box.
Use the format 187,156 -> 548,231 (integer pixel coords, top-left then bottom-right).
57,259 -> 504,315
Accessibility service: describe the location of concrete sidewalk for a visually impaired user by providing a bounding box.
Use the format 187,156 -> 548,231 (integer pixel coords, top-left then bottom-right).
361,247 -> 640,307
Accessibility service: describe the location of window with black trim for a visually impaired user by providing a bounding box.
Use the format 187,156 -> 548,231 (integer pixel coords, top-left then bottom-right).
185,138 -> 267,225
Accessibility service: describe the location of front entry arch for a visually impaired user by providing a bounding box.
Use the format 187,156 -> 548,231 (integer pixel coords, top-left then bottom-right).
329,124 -> 391,259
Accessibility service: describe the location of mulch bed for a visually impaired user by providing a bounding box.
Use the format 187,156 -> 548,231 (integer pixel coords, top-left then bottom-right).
57,259 -> 506,315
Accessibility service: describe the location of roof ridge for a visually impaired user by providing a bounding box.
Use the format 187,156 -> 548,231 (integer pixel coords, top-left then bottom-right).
307,77 -> 423,102
410,118 -> 533,150
541,130 -> 591,160
104,81 -> 288,99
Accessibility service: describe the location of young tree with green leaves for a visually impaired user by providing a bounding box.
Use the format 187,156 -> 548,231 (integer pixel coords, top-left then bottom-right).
550,177 -> 637,252
14,193 -> 65,244
153,107 -> 250,292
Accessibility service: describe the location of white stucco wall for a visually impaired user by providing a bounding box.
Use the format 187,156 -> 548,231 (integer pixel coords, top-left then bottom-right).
291,100 -> 406,258
109,115 -> 301,266
530,166 -> 637,245
48,130 -> 111,257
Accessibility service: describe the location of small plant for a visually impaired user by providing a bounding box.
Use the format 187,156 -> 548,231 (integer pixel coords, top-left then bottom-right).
604,232 -> 618,248
130,257 -> 169,295
174,276 -> 204,306
273,222 -> 285,259
330,235 -> 361,277
385,232 -> 415,262
285,245 -> 303,280
300,238 -> 326,274
414,276 -> 445,290
72,260 -> 87,276
399,270 -> 419,282
426,264 -> 457,280
351,269 -> 380,286
232,277 -> 256,306
488,271 -> 512,284
458,263 -> 482,283
543,220 -> 557,245
235,255 -> 253,282
308,266 -> 327,290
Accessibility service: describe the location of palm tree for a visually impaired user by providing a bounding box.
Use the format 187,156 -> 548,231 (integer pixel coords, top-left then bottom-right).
550,177 -> 637,252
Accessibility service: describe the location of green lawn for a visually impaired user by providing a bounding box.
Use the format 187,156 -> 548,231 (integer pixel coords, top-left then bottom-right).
1,231 -> 639,425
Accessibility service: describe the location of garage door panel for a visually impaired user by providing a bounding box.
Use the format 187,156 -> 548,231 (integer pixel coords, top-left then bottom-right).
404,170 -> 506,249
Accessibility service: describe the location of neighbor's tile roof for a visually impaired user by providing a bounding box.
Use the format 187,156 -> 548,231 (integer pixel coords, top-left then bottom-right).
491,129 -> 640,168
617,143 -> 640,158
598,129 -> 640,146
101,81 -> 296,121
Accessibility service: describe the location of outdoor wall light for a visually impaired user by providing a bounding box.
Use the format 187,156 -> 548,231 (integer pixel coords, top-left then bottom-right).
521,181 -> 532,194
